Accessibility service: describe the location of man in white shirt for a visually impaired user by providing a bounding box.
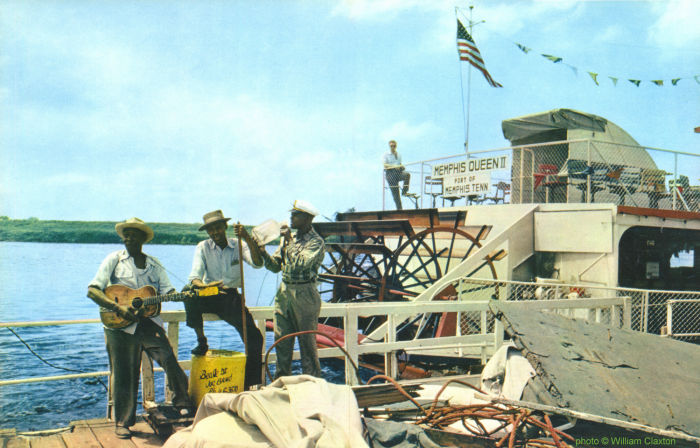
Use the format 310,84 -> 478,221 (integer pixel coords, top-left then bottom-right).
383,139 -> 412,210
87,218 -> 192,439
184,210 -> 264,390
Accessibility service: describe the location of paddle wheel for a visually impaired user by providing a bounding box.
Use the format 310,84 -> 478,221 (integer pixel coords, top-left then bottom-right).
313,209 -> 500,338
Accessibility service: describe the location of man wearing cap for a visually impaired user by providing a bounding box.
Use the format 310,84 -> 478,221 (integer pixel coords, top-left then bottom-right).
383,139 -> 411,210
249,200 -> 325,378
184,210 -> 264,390
87,218 -> 192,439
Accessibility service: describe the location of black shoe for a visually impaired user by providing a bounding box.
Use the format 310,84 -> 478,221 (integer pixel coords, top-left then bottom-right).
191,337 -> 208,356
115,426 -> 132,439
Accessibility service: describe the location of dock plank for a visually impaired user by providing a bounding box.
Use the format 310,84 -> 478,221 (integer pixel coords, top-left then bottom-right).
129,422 -> 163,448
60,427 -> 100,448
6,438 -> 30,448
28,434 -> 65,448
87,421 -> 136,448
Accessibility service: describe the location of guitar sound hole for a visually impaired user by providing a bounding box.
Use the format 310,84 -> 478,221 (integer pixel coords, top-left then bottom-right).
132,297 -> 143,308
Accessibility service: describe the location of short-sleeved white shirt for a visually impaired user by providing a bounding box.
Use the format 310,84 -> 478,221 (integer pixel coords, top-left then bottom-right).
188,238 -> 262,288
89,250 -> 175,334
383,151 -> 402,167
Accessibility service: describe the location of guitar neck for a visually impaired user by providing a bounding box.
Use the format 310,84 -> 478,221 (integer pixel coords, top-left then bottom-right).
142,292 -> 190,307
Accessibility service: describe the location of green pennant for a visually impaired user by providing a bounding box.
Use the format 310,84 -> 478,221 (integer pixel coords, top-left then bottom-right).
609,76 -> 618,86
542,54 -> 562,63
515,43 -> 531,54
671,78 -> 681,86
695,75 -> 700,84
588,72 -> 599,85
652,80 -> 663,86
628,79 -> 641,87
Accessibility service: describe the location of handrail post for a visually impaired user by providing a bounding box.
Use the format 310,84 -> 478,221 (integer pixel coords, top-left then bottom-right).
480,308 -> 488,364
420,162 -> 425,209
165,321 -> 180,402
622,296 -> 631,329
643,291 -> 649,333
386,313 -> 398,379
586,140 -> 592,203
457,278 -> 464,358
343,305 -> 359,386
141,352 -> 155,409
672,153 -> 678,210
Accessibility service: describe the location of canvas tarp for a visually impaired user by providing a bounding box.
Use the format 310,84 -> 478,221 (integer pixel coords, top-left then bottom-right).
490,301 -> 700,437
163,375 -> 368,448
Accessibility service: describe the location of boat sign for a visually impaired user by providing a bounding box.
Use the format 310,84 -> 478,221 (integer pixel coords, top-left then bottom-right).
431,155 -> 509,178
443,172 -> 491,196
432,155 -> 509,196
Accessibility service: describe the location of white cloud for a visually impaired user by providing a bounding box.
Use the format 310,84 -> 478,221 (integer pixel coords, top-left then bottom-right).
42,173 -> 93,187
331,0 -> 444,20
648,0 -> 700,48
594,25 -> 625,45
381,120 -> 438,144
466,0 -> 582,38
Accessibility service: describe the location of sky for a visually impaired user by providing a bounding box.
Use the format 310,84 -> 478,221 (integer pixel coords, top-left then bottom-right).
1,0 -> 699,225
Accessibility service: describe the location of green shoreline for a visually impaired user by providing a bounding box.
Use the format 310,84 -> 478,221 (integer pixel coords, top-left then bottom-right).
0,218 -> 259,245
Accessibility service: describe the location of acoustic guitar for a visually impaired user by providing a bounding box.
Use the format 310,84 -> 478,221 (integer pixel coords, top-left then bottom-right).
100,284 -> 219,329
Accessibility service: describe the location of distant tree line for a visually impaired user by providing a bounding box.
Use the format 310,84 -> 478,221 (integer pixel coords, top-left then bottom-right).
0,218 -> 257,245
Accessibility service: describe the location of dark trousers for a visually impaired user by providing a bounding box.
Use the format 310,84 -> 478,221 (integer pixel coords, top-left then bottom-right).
385,168 -> 411,210
184,289 -> 263,389
104,319 -> 190,428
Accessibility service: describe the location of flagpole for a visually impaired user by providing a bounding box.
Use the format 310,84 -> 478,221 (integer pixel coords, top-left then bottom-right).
457,6 -> 484,154
456,6 -> 469,153
465,6 -> 473,154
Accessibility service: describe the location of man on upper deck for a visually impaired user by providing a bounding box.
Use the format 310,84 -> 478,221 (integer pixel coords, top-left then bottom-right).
87,218 -> 192,439
383,139 -> 412,210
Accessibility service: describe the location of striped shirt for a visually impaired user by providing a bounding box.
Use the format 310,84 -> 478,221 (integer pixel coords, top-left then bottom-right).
263,228 -> 325,283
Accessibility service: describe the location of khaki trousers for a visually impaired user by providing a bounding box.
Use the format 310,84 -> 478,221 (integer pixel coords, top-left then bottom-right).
273,282 -> 321,378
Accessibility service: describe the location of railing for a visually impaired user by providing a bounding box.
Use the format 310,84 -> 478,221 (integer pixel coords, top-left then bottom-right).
0,294 -> 634,407
384,139 -> 700,212
449,278 -> 700,339
665,299 -> 700,341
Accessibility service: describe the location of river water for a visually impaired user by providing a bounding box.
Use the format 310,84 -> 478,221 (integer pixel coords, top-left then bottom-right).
0,241 -> 349,432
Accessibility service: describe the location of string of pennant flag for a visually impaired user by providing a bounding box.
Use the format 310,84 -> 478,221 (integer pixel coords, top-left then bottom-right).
514,43 -> 699,87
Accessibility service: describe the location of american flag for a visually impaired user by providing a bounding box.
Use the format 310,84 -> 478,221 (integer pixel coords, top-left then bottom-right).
457,19 -> 502,88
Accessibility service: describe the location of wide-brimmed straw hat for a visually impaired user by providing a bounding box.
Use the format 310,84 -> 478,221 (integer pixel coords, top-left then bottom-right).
290,199 -> 319,217
115,217 -> 154,243
199,210 -> 231,231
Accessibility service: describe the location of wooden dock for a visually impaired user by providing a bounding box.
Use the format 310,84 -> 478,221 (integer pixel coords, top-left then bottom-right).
1,418 -> 171,448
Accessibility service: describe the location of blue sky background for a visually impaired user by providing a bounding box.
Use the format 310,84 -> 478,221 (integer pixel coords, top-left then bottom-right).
1,0 -> 698,225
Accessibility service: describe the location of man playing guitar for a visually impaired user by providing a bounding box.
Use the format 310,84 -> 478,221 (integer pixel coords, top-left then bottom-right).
87,218 -> 193,439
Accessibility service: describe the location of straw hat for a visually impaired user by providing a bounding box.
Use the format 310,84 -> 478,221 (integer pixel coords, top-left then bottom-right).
290,199 -> 319,217
115,217 -> 154,243
199,210 -> 231,231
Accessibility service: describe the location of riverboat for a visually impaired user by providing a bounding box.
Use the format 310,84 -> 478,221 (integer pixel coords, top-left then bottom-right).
2,109 -> 699,447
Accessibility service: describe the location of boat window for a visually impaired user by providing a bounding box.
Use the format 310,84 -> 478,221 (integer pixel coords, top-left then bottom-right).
618,226 -> 698,291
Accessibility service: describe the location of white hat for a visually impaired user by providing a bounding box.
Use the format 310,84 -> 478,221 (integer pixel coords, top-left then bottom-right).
115,217 -> 154,243
290,199 -> 319,217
